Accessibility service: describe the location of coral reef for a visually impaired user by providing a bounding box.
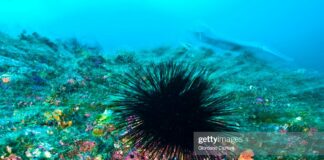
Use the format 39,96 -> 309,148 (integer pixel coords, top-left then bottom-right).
0,31 -> 323,159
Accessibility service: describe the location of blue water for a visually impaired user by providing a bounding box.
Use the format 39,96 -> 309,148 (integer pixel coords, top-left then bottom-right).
0,0 -> 323,71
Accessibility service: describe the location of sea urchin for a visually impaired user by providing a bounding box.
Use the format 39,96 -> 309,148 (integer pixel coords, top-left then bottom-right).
114,61 -> 237,159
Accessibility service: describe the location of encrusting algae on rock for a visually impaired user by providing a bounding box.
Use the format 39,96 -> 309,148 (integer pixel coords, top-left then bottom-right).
0,31 -> 323,159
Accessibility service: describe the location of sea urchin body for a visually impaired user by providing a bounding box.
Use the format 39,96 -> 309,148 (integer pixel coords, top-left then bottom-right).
114,61 -> 238,159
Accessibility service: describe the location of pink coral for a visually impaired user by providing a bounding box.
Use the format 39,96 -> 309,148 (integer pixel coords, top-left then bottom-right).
79,141 -> 96,152
3,154 -> 22,160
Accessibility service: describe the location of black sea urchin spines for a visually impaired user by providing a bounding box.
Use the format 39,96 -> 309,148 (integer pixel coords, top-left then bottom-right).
114,61 -> 237,158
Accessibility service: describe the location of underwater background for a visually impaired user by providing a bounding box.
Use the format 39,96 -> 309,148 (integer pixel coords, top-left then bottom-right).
0,0 -> 323,160
1,0 -> 324,72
